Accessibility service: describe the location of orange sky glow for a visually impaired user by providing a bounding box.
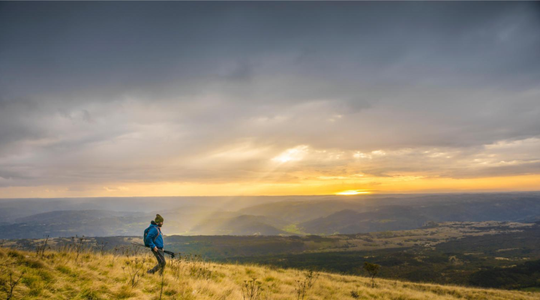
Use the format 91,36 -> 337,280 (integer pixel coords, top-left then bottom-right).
1,2 -> 539,199
2,173 -> 540,198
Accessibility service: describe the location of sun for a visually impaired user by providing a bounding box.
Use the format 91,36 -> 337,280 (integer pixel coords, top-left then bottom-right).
335,190 -> 371,195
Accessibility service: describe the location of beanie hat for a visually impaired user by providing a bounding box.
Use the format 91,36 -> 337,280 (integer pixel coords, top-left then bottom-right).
155,214 -> 164,223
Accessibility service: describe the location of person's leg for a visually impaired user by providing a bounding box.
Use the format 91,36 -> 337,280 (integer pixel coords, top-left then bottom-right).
147,250 -> 165,274
157,249 -> 166,274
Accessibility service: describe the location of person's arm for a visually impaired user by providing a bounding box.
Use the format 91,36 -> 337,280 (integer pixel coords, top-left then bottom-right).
145,227 -> 158,251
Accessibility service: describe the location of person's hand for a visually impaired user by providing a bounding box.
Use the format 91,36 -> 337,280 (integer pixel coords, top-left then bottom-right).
153,247 -> 158,252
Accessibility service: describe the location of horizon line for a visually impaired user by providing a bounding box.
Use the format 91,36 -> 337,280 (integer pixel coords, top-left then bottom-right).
1,190 -> 540,200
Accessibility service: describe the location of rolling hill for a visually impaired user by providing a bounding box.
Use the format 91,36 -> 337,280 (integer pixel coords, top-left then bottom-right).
1,193 -> 540,239
1,246 -> 538,299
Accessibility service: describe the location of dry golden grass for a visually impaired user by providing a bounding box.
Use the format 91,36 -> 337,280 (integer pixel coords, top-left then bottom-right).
0,247 -> 538,300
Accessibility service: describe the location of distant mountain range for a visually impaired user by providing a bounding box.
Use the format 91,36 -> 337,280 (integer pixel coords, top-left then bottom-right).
1,192 -> 540,239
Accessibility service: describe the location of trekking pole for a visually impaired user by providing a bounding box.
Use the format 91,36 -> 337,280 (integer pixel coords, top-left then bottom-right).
163,250 -> 176,258
131,243 -> 176,259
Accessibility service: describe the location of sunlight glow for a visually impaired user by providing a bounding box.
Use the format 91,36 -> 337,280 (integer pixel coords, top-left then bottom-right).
271,145 -> 309,163
4,174 -> 540,198
335,190 -> 372,195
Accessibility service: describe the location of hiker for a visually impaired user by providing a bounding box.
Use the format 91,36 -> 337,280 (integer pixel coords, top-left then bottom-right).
145,214 -> 166,274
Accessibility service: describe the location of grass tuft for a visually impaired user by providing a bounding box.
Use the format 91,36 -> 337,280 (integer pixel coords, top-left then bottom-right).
0,247 -> 538,300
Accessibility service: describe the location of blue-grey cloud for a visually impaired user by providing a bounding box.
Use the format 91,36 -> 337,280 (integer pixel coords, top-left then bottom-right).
0,2 -> 539,190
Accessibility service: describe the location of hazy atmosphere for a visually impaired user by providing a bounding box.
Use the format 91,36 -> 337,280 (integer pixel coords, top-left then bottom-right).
1,2 -> 540,197
3,3 -> 540,299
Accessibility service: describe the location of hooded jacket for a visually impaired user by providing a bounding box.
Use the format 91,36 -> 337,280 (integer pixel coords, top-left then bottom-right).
145,221 -> 164,250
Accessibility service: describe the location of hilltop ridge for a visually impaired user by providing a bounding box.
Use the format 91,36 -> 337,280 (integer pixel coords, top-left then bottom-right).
1,247 -> 538,300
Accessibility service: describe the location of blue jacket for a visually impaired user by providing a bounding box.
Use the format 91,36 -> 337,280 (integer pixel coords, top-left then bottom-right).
145,223 -> 164,249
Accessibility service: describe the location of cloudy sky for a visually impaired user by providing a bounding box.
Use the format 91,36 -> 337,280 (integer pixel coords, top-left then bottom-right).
1,2 -> 540,198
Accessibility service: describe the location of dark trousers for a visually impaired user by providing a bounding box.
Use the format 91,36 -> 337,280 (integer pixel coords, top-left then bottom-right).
148,249 -> 166,274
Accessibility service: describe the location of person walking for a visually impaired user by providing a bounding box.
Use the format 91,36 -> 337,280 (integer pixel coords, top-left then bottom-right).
145,214 -> 166,274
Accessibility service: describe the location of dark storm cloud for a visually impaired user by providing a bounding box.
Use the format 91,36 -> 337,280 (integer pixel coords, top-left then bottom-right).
2,2 -> 538,98
1,1 -> 540,190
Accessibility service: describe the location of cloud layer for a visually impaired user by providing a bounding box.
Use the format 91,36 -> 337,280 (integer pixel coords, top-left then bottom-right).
1,2 -> 540,196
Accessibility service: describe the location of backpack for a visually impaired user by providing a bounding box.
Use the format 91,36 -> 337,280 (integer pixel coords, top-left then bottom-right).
143,225 -> 161,247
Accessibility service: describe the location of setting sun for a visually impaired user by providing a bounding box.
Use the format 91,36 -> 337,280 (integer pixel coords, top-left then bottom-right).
335,190 -> 372,196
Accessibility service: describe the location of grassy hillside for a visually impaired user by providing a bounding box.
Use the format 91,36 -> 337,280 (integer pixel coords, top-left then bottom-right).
1,247 -> 538,300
